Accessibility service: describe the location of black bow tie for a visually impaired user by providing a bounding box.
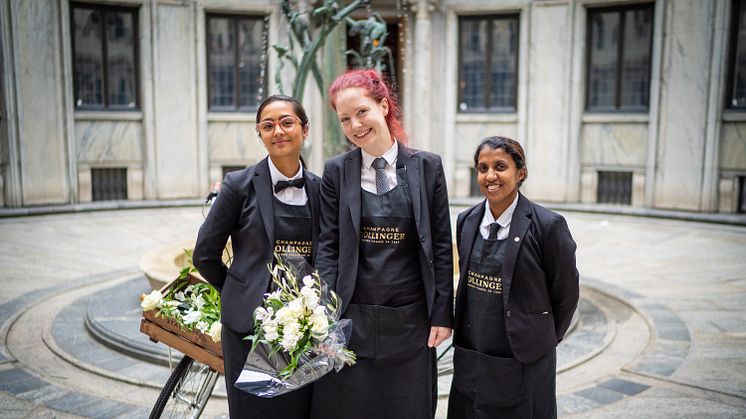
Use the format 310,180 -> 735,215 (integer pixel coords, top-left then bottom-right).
274,178 -> 305,193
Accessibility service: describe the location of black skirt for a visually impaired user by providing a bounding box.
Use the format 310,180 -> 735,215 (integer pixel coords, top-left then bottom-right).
222,325 -> 312,419
310,301 -> 436,419
447,346 -> 557,419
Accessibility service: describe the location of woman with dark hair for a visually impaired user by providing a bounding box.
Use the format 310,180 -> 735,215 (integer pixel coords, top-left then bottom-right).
310,69 -> 453,419
448,137 -> 579,419
193,95 -> 319,418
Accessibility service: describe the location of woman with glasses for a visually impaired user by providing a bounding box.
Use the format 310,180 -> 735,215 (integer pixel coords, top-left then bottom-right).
193,95 -> 319,419
310,69 -> 453,419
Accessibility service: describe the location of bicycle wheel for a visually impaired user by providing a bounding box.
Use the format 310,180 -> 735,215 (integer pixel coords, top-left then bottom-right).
150,355 -> 220,419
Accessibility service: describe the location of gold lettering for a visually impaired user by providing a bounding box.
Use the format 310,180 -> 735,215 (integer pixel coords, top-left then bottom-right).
465,270 -> 502,294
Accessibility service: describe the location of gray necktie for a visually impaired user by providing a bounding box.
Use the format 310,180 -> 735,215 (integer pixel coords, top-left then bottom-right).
488,222 -> 500,240
371,157 -> 390,195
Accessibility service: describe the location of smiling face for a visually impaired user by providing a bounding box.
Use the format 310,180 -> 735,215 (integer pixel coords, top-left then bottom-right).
257,100 -> 307,160
476,146 -> 526,218
333,87 -> 393,157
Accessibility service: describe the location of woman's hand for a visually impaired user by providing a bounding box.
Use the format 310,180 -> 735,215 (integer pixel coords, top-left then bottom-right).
427,326 -> 452,347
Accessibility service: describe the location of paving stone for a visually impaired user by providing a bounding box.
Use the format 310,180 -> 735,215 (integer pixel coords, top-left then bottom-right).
0,368 -> 47,394
44,390 -> 100,415
575,385 -> 626,405
75,398 -> 134,418
17,384 -> 69,405
115,406 -> 155,418
557,393 -> 602,415
597,378 -> 650,396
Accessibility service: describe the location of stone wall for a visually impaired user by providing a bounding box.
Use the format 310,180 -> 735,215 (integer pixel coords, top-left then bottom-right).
0,0 -> 744,213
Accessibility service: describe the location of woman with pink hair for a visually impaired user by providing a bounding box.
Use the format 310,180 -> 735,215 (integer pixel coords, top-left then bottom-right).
311,69 -> 453,419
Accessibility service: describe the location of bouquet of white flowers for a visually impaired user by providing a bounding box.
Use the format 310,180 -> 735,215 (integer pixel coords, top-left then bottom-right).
236,254 -> 356,397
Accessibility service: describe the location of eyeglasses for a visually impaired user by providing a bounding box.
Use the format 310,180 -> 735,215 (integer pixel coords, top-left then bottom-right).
256,116 -> 302,134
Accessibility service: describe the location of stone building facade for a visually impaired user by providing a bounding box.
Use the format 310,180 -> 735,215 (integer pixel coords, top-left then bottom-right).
0,0 -> 744,213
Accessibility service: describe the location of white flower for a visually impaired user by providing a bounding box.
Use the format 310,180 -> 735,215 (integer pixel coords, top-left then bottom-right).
265,290 -> 282,303
288,297 -> 305,316
196,321 -> 210,333
313,305 -> 326,316
182,309 -> 201,325
310,313 -> 329,336
194,294 -> 206,310
280,329 -> 300,351
174,291 -> 186,302
304,293 -> 320,311
254,306 -> 269,321
141,290 -> 163,311
302,275 -> 315,287
209,321 -> 222,343
300,285 -> 315,298
263,320 -> 279,342
274,307 -> 295,325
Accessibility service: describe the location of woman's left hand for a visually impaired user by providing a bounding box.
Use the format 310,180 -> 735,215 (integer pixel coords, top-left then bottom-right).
427,326 -> 452,347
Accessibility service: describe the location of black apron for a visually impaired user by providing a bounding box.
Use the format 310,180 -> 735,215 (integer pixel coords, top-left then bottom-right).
223,198 -> 313,419
311,170 -> 435,419
448,233 -> 557,419
272,197 -> 314,275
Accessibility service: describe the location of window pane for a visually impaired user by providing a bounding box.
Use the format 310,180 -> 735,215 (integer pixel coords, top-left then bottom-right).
238,18 -> 264,109
733,1 -> 746,107
73,8 -> 104,107
208,18 -> 236,108
587,11 -> 619,109
459,19 -> 488,111
621,8 -> 652,108
490,18 -> 518,109
106,11 -> 136,108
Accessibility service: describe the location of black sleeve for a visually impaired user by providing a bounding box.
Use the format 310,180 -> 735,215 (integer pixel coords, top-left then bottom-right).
428,156 -> 454,328
543,214 -> 580,342
316,162 -> 341,290
193,176 -> 239,292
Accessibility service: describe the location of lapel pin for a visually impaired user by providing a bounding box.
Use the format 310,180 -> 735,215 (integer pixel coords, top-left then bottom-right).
514,237 -> 520,242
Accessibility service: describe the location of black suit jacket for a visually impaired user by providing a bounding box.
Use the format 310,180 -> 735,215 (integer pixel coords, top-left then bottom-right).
193,158 -> 321,333
455,193 -> 579,363
317,143 -> 454,328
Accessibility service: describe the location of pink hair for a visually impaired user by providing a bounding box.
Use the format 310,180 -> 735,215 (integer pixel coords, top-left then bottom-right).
328,69 -> 408,145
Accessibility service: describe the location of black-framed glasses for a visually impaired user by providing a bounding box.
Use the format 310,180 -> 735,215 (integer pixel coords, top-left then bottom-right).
256,116 -> 302,134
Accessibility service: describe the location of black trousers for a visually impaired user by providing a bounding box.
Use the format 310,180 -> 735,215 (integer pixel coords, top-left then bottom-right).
222,325 -> 312,419
447,347 -> 557,419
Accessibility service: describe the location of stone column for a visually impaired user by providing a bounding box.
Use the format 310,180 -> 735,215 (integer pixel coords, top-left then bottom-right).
412,0 -> 433,151
653,0 -> 718,210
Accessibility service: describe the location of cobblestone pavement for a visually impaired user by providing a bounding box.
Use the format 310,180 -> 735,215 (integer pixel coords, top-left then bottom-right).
1,206 -> 745,418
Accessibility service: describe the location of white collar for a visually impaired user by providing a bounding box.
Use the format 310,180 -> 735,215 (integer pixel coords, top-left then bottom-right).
267,157 -> 303,184
481,193 -> 520,229
361,140 -> 398,169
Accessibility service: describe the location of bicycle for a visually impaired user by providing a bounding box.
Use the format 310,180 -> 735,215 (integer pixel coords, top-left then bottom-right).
144,186 -> 225,419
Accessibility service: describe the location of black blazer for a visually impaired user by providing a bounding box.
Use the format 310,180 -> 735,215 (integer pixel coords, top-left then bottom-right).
193,158 -> 321,333
317,143 -> 454,328
455,193 -> 579,364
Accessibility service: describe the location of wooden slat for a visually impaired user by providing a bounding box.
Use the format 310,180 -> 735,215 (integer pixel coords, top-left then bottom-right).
140,319 -> 224,373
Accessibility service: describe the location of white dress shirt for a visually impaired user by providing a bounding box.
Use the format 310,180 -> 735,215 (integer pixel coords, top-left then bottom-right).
479,193 -> 519,240
360,140 -> 399,194
267,157 -> 308,205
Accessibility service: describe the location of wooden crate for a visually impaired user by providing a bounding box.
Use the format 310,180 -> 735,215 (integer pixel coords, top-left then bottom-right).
140,274 -> 224,374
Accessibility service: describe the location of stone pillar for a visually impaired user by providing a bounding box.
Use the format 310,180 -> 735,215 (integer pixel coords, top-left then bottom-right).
11,0 -> 71,205
653,0 -> 718,210
525,1 -> 571,202
151,2 -> 200,199
412,0 -> 433,151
